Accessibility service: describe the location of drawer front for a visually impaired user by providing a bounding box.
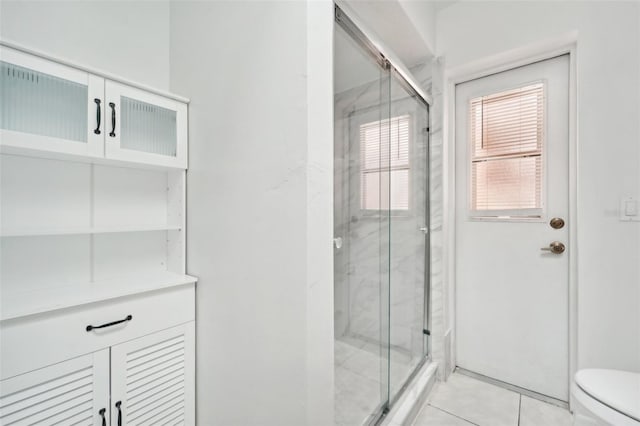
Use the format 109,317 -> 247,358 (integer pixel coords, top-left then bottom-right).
0,284 -> 194,380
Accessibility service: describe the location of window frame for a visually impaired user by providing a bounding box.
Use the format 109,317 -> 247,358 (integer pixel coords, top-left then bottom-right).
466,79 -> 549,222
356,112 -> 414,217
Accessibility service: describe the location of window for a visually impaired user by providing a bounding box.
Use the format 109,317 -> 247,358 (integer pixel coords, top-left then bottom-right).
469,83 -> 544,217
360,115 -> 410,211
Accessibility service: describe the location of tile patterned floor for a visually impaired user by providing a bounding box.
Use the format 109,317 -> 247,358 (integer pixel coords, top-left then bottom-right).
413,372 -> 573,426
334,338 -> 419,426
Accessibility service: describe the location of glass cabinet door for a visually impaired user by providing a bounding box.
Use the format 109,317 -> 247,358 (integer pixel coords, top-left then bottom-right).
0,46 -> 103,157
104,81 -> 187,169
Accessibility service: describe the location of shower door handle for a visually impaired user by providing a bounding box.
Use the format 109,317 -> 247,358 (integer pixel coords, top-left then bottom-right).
333,237 -> 343,249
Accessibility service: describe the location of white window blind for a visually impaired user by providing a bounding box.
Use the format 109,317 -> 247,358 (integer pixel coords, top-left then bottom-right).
360,115 -> 410,211
470,83 -> 544,216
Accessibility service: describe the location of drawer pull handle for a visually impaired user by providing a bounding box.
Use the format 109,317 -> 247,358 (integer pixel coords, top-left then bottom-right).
99,408 -> 106,426
86,315 -> 132,332
115,401 -> 122,426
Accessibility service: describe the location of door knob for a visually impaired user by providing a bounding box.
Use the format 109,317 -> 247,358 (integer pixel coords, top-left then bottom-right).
419,227 -> 429,234
541,241 -> 565,254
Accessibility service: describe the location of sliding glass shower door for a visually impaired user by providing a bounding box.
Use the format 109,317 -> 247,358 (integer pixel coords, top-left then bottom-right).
388,71 -> 430,402
333,6 -> 430,425
333,18 -> 391,425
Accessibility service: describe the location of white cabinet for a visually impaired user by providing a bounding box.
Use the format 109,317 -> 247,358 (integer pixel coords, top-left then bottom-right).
0,285 -> 196,424
0,350 -> 110,426
0,323 -> 195,426
111,323 -> 195,426
0,46 -> 104,158
0,42 -> 196,426
0,44 -> 188,169
105,82 -> 187,169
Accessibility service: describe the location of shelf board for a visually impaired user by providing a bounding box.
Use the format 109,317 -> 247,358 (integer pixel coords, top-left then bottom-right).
1,143 -> 187,171
1,225 -> 182,237
0,271 -> 198,321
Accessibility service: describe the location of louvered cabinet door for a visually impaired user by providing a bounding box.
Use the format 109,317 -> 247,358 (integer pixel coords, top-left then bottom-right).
0,350 -> 109,426
110,322 -> 195,426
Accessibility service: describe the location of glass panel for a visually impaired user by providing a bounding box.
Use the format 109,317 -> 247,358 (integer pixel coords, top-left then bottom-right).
0,61 -> 87,142
388,71 -> 429,402
472,155 -> 542,211
333,21 -> 390,426
120,96 -> 177,157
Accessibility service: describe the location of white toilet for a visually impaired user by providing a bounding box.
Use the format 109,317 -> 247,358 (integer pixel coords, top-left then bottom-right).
572,369 -> 640,426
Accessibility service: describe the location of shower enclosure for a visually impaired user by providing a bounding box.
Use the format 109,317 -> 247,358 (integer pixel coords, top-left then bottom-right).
333,6 -> 431,425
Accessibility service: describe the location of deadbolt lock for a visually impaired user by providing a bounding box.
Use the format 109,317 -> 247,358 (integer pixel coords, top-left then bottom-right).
550,217 -> 565,229
541,241 -> 566,254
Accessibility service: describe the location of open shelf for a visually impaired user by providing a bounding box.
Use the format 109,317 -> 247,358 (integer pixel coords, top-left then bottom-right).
0,271 -> 197,321
0,225 -> 182,237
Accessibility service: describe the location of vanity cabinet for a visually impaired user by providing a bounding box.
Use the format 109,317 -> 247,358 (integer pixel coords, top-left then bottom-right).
0,45 -> 188,169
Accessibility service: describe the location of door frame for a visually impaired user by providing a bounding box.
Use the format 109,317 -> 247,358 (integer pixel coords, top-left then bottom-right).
442,35 -> 578,406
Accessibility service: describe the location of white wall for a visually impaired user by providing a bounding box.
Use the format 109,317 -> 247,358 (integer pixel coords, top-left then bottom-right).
398,0 -> 437,55
0,1 -> 171,89
436,1 -> 640,373
170,1 -> 334,424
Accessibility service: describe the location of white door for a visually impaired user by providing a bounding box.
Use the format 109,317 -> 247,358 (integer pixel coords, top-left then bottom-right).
0,350 -> 110,425
455,55 -> 570,401
105,81 -> 188,169
110,322 -> 195,426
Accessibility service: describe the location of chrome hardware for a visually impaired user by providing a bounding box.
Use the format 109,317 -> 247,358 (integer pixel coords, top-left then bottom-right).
419,227 -> 429,234
541,241 -> 565,254
550,217 -> 565,229
333,237 -> 343,249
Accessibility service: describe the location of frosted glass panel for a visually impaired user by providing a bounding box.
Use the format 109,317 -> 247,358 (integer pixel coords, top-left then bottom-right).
0,61 -> 88,142
121,97 -> 177,157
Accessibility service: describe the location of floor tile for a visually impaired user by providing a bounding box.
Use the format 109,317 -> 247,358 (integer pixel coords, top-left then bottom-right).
334,366 -> 383,426
335,339 -> 362,367
427,373 -> 520,426
519,395 -> 572,426
340,343 -> 384,383
413,405 -> 477,426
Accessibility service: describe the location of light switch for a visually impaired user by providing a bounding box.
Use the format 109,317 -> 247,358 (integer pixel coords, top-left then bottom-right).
620,197 -> 640,221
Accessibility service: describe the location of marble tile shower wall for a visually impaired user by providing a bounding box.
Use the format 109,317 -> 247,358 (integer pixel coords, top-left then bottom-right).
333,60 -> 444,376
422,59 -> 446,380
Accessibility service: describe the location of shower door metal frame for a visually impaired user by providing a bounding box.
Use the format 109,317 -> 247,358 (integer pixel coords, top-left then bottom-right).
334,3 -> 432,423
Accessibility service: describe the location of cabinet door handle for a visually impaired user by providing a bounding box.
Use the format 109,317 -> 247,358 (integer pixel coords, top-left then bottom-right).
109,102 -> 116,137
115,401 -> 122,426
86,315 -> 132,332
99,408 -> 106,426
94,99 -> 101,135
